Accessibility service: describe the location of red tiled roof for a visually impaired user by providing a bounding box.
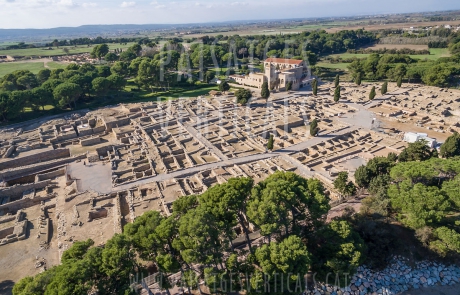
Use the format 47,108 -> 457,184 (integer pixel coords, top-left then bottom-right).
264,58 -> 304,65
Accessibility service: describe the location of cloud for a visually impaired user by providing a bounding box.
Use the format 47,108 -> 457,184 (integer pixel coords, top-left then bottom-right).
82,2 -> 97,7
2,0 -> 76,8
56,0 -> 74,6
230,2 -> 248,6
150,1 -> 166,9
120,1 -> 135,7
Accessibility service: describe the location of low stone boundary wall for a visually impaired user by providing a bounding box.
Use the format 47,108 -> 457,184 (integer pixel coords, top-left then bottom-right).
0,148 -> 70,171
0,179 -> 52,198
35,168 -> 66,182
0,154 -> 86,180
306,256 -> 460,295
0,193 -> 56,212
113,195 -> 122,234
80,137 -> 101,146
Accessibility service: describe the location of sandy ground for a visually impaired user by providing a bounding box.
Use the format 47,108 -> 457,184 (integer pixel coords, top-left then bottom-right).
67,161 -> 112,194
0,212 -> 59,295
327,197 -> 363,222
1,58 -> 67,69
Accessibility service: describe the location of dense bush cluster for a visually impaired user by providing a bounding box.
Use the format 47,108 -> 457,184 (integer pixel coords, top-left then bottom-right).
0,63 -> 126,121
356,136 -> 460,258
347,53 -> 460,86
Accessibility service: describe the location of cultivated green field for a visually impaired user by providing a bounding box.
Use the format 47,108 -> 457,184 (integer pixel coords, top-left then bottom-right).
328,48 -> 450,61
409,48 -> 451,60
46,61 -> 68,70
316,62 -> 350,70
0,61 -> 67,77
0,62 -> 45,76
0,42 -> 137,57
0,41 -> 19,47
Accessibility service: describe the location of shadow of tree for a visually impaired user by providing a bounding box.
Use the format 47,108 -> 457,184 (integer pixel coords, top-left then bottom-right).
0,280 -> 14,295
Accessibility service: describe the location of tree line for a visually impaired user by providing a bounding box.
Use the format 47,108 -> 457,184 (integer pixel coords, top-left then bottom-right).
0,42 -> 207,122
0,62 -> 128,121
44,36 -> 145,48
346,52 -> 460,87
13,171 -> 368,295
191,29 -> 376,61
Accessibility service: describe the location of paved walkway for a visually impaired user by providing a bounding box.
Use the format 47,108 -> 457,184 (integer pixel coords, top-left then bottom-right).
182,123 -> 228,161
68,161 -> 113,194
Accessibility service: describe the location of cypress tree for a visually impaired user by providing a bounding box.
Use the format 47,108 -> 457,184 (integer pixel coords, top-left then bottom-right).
355,73 -> 362,86
312,79 -> 318,96
267,134 -> 274,151
261,81 -> 270,99
334,74 -> 340,88
310,119 -> 319,136
369,86 -> 376,100
397,76 -> 402,88
381,81 -> 388,95
334,86 -> 340,102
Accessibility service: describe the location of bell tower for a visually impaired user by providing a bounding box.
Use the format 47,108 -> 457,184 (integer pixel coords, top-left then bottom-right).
265,62 -> 275,88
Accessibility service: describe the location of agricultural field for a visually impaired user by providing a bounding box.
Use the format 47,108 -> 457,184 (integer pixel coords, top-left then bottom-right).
45,61 -> 68,70
167,22 -> 354,39
168,19 -> 460,39
325,20 -> 460,33
326,48 -> 450,62
0,42 -> 137,58
0,62 -> 45,76
0,60 -> 67,77
365,44 -> 429,50
0,41 -> 19,47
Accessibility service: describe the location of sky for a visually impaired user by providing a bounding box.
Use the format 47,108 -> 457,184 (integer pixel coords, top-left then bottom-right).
0,0 -> 459,29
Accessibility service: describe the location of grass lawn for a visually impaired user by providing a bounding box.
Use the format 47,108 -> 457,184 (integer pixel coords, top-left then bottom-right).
409,48 -> 451,60
0,62 -> 45,76
328,53 -> 371,59
0,61 -> 68,77
46,62 -> 68,70
24,105 -> 55,112
122,85 -> 219,102
316,62 -> 350,70
0,42 -> 137,57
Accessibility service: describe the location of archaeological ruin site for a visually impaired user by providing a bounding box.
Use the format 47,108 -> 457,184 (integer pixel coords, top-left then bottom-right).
1,81 -> 460,289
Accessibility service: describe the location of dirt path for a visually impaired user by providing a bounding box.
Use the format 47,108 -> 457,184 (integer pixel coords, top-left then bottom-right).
5,58 -> 52,64
0,58 -> 67,69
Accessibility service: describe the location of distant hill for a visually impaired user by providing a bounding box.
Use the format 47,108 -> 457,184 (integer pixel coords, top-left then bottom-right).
0,24 -> 190,41
0,19 -> 308,42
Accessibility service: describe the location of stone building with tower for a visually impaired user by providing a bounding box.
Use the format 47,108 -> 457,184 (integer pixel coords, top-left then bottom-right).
230,58 -> 309,91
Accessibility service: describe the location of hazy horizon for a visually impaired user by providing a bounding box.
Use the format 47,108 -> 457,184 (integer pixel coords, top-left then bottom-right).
0,0 -> 459,30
